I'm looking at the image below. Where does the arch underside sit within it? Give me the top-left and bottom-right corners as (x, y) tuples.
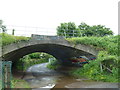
(3, 44), (95, 65)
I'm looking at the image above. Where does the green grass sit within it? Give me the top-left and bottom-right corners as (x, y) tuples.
(67, 35), (119, 82)
(0, 33), (30, 46)
(47, 63), (61, 70)
(11, 78), (30, 88)
(66, 35), (118, 55)
(47, 59), (61, 70)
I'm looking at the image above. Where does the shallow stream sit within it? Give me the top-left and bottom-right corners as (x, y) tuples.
(23, 63), (118, 89)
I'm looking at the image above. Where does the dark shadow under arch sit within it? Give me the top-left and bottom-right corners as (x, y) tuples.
(3, 44), (95, 65)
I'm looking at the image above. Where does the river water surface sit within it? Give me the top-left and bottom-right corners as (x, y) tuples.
(23, 63), (118, 89)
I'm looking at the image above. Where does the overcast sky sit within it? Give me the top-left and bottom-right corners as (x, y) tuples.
(0, 0), (119, 35)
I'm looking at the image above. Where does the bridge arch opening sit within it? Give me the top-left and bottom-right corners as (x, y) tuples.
(13, 52), (59, 71)
(12, 52), (62, 80)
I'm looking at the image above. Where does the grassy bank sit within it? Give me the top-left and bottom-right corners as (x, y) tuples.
(47, 59), (61, 70)
(0, 33), (30, 46)
(67, 35), (119, 82)
(11, 78), (30, 88)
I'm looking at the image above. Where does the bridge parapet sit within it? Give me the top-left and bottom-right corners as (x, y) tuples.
(31, 34), (65, 40)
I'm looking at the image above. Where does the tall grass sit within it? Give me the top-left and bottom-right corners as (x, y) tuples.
(0, 33), (30, 46)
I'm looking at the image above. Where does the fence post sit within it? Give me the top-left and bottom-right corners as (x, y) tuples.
(12, 29), (15, 35)
(64, 29), (66, 38)
(73, 30), (74, 37)
(100, 62), (103, 72)
(0, 61), (12, 89)
(0, 61), (2, 90)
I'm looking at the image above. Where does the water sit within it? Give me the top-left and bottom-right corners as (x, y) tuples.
(24, 63), (64, 88)
(23, 63), (118, 89)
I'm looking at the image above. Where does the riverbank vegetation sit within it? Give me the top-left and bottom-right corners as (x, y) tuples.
(67, 35), (119, 82)
(16, 52), (61, 71)
(47, 59), (61, 70)
(11, 78), (30, 88)
(15, 52), (54, 71)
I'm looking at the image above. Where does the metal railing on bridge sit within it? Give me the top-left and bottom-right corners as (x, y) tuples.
(6, 25), (57, 37)
(2, 25), (82, 38)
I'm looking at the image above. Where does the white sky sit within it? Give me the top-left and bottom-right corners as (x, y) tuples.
(0, 0), (119, 35)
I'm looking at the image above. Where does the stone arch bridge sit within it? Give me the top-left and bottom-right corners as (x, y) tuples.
(0, 34), (99, 64)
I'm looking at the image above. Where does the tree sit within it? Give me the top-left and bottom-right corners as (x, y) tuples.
(0, 20), (7, 33)
(1, 25), (7, 33)
(0, 20), (3, 33)
(0, 20), (3, 27)
(90, 25), (113, 37)
(78, 22), (113, 37)
(78, 22), (92, 36)
(57, 22), (80, 38)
